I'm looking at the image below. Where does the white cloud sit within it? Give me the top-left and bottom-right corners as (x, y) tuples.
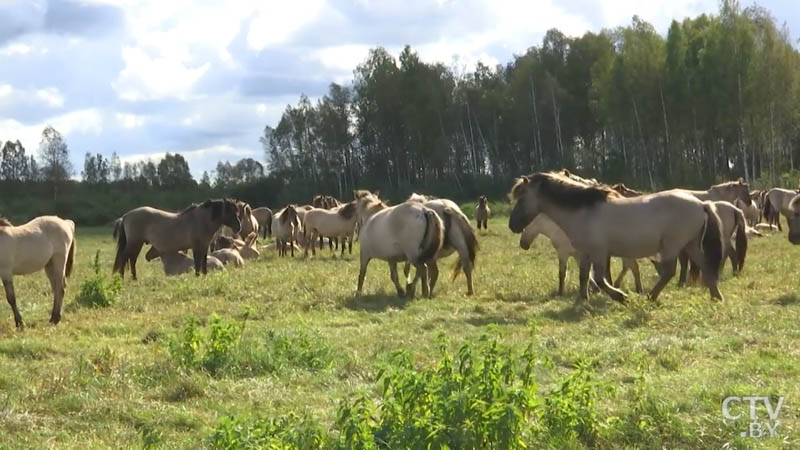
(120, 144), (260, 176)
(0, 84), (12, 98)
(247, 0), (326, 50)
(0, 109), (103, 152)
(0, 43), (32, 56)
(35, 87), (65, 108)
(115, 112), (147, 129)
(113, 46), (210, 101)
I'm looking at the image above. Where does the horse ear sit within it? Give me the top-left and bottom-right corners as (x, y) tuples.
(563, 169), (571, 176)
(738, 177), (744, 184)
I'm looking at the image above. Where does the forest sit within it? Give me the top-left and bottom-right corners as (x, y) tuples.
(2, 1), (799, 225)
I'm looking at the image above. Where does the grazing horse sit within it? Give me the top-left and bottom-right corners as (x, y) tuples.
(508, 172), (725, 303)
(304, 201), (359, 256)
(763, 188), (800, 231)
(679, 200), (748, 284)
(787, 194), (800, 244)
(252, 207), (273, 239)
(520, 214), (642, 295)
(272, 205), (301, 257)
(405, 194), (479, 296)
(475, 196), (490, 230)
(0, 217), (76, 328)
(147, 250), (225, 276)
(113, 199), (240, 279)
(355, 191), (443, 298)
(680, 179), (750, 205)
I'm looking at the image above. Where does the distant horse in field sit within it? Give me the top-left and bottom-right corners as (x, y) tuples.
(272, 205), (301, 257)
(787, 193), (800, 244)
(475, 196), (490, 230)
(763, 188), (800, 231)
(252, 207), (273, 239)
(406, 194), (479, 296)
(304, 201), (359, 256)
(520, 214), (642, 295)
(0, 217), (76, 328)
(113, 199), (240, 279)
(210, 248), (245, 267)
(509, 171), (725, 303)
(355, 191), (443, 298)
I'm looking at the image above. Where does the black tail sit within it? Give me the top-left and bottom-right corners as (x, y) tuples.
(701, 203), (724, 280)
(112, 222), (128, 275)
(733, 207), (748, 273)
(763, 196), (773, 223)
(416, 209), (443, 265)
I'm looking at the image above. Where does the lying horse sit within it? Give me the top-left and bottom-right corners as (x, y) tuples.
(113, 199), (240, 279)
(0, 217), (76, 328)
(148, 250), (225, 276)
(210, 248), (245, 267)
(520, 214), (642, 295)
(475, 195), (490, 230)
(509, 171), (725, 303)
(355, 191), (443, 298)
(405, 194), (479, 296)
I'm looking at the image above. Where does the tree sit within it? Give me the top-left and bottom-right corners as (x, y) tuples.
(200, 171), (211, 189)
(110, 152), (122, 182)
(38, 126), (72, 200)
(1, 140), (29, 181)
(157, 153), (194, 189)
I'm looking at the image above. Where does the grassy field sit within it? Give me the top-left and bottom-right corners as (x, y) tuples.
(1, 214), (799, 448)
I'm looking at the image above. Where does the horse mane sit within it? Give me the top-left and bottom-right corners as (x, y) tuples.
(513, 172), (617, 208)
(790, 194), (800, 210)
(0, 218), (12, 227)
(407, 193), (434, 203)
(280, 206), (296, 225)
(710, 180), (747, 190)
(179, 203), (199, 215)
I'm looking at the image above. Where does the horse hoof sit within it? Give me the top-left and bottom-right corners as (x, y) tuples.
(50, 316), (61, 325)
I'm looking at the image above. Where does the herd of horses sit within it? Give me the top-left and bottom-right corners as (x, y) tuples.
(1, 170), (799, 328)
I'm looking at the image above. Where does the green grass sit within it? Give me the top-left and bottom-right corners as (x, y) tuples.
(0, 217), (799, 448)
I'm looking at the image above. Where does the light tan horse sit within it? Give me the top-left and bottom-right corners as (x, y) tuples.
(0, 217), (76, 328)
(764, 188), (800, 231)
(734, 198), (759, 227)
(113, 199), (240, 279)
(509, 172), (725, 303)
(787, 194), (800, 244)
(611, 183), (643, 198)
(210, 248), (245, 267)
(237, 201), (259, 242)
(272, 205), (301, 257)
(405, 194), (479, 296)
(681, 179), (750, 204)
(475, 195), (490, 230)
(520, 214), (642, 295)
(355, 191), (443, 298)
(149, 251), (225, 276)
(252, 207), (273, 239)
(304, 201), (358, 256)
(679, 200), (748, 284)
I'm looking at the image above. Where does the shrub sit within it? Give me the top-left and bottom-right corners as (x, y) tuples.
(75, 250), (122, 308)
(208, 414), (328, 450)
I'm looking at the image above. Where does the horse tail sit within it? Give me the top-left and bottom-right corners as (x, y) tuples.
(112, 217), (121, 240)
(113, 220), (128, 275)
(763, 193), (773, 222)
(416, 208), (443, 265)
(700, 202), (724, 280)
(446, 208), (479, 281)
(65, 233), (76, 279)
(733, 206), (748, 273)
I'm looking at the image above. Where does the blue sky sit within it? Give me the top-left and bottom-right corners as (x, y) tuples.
(0, 0), (797, 178)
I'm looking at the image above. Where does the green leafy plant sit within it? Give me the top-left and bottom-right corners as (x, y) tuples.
(75, 250), (122, 308)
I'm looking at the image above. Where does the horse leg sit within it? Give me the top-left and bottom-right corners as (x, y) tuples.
(629, 259), (643, 294)
(684, 244), (724, 301)
(557, 255), (568, 296)
(578, 255), (590, 300)
(388, 262), (405, 296)
(44, 260), (65, 324)
(677, 250), (689, 287)
(192, 246), (204, 275)
(649, 259), (677, 301)
(3, 279), (23, 329)
(290, 237), (295, 257)
(592, 257), (627, 304)
(613, 264), (629, 289)
(687, 260), (700, 285)
(341, 236), (346, 257)
(427, 260), (439, 297)
(348, 235), (353, 254)
(356, 257), (370, 296)
(128, 241), (144, 281)
(727, 242), (737, 275)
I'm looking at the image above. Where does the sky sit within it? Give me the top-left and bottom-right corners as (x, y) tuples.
(0, 0), (797, 179)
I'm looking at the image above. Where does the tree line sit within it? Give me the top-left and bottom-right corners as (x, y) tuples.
(264, 1), (800, 198)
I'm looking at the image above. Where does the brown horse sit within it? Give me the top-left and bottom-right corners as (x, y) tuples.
(252, 207), (273, 238)
(1, 217), (76, 328)
(113, 199), (240, 279)
(787, 193), (800, 244)
(475, 195), (490, 230)
(763, 188), (800, 231)
(509, 172), (725, 303)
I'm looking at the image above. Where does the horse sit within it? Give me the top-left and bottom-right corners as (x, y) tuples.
(252, 207), (273, 239)
(520, 214), (642, 295)
(148, 250), (225, 276)
(611, 183), (643, 198)
(763, 188), (800, 231)
(475, 195), (490, 230)
(303, 201), (359, 256)
(355, 191), (443, 298)
(272, 205), (301, 257)
(678, 200), (747, 285)
(113, 199), (240, 279)
(734, 198), (759, 227)
(237, 201), (259, 242)
(508, 171), (725, 303)
(210, 248), (245, 267)
(0, 217), (76, 328)
(405, 194), (479, 296)
(680, 179), (750, 205)
(787, 193), (800, 244)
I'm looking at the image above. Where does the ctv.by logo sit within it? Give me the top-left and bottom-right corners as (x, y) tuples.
(722, 396), (785, 438)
